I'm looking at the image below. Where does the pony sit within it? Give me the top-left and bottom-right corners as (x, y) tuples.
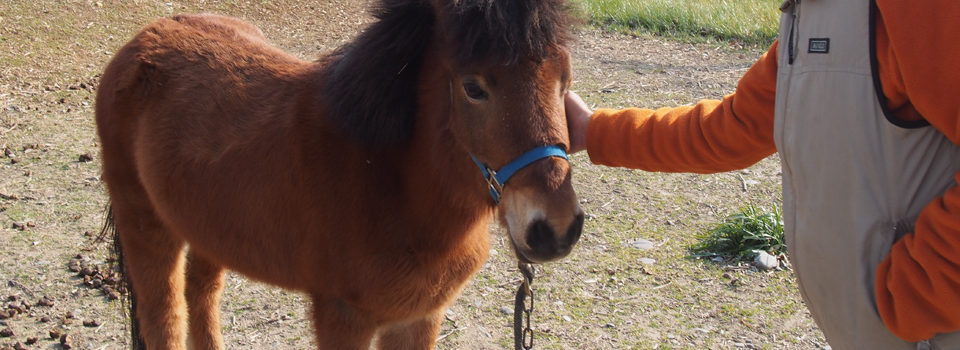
(95, 0), (583, 348)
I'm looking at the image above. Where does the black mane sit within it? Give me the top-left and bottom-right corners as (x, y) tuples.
(321, 0), (575, 148)
(442, 0), (575, 65)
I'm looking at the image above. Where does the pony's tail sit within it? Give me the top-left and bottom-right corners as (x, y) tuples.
(99, 204), (146, 350)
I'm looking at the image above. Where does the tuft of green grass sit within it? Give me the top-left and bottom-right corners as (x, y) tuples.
(686, 204), (785, 260)
(571, 0), (781, 45)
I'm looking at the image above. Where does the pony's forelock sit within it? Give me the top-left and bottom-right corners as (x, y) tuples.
(442, 0), (575, 66)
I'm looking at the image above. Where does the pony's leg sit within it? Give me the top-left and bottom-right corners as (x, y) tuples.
(374, 311), (444, 350)
(311, 296), (378, 350)
(185, 251), (226, 350)
(113, 203), (189, 350)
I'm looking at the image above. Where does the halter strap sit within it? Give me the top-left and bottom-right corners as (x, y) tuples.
(470, 145), (568, 203)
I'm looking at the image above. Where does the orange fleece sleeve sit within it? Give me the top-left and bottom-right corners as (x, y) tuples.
(585, 41), (779, 173)
(873, 0), (960, 341)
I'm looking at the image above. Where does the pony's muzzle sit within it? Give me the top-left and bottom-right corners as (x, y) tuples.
(519, 212), (584, 263)
(499, 157), (583, 264)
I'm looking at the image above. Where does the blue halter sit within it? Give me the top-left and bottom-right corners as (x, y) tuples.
(470, 145), (568, 204)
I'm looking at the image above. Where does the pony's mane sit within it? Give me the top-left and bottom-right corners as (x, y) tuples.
(320, 0), (434, 148)
(442, 0), (575, 66)
(320, 0), (575, 148)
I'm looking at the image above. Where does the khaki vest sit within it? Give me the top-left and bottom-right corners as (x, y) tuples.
(774, 0), (960, 348)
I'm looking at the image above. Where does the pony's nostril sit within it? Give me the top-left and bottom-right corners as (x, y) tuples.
(526, 220), (555, 252)
(525, 215), (583, 261)
(567, 212), (584, 247)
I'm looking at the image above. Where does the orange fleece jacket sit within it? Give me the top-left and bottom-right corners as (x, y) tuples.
(585, 1), (960, 342)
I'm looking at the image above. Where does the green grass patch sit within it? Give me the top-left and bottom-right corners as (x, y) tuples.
(686, 204), (785, 260)
(571, 0), (781, 44)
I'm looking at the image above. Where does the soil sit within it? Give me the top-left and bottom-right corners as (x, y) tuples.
(0, 0), (826, 349)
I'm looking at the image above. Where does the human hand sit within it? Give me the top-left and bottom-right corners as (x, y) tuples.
(564, 90), (592, 154)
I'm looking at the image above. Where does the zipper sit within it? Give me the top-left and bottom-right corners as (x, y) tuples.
(781, 0), (800, 64)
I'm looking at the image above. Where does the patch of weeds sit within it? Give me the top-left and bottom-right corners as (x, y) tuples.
(685, 204), (784, 261)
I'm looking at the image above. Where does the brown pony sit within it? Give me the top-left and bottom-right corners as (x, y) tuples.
(95, 0), (583, 348)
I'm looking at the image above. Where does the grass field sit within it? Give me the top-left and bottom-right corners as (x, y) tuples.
(572, 0), (781, 44)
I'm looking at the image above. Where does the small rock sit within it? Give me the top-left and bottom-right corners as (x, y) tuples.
(11, 222), (25, 231)
(562, 315), (571, 322)
(734, 342), (745, 348)
(499, 306), (514, 315)
(12, 343), (25, 350)
(39, 316), (51, 323)
(0, 327), (12, 337)
(753, 251), (779, 271)
(711, 256), (724, 262)
(49, 328), (61, 339)
(83, 319), (100, 327)
(604, 323), (615, 328)
(37, 296), (54, 307)
(631, 238), (654, 250)
(78, 153), (93, 162)
(0, 310), (10, 320)
(6, 296), (15, 302)
(60, 334), (72, 349)
(639, 258), (656, 265)
(9, 157), (20, 164)
(7, 304), (24, 314)
(78, 267), (95, 277)
(25, 337), (37, 345)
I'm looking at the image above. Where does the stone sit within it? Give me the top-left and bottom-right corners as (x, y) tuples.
(632, 238), (654, 250)
(753, 251), (779, 271)
(639, 258), (656, 265)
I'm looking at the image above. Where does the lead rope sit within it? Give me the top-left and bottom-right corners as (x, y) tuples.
(513, 262), (535, 350)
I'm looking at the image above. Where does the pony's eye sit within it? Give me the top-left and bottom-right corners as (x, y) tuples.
(463, 81), (488, 101)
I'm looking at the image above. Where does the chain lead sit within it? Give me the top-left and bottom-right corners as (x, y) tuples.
(515, 263), (536, 350)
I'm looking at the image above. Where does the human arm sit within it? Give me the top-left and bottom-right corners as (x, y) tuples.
(872, 0), (960, 341)
(564, 41), (780, 173)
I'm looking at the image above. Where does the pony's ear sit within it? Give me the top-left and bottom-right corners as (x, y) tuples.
(321, 0), (436, 148)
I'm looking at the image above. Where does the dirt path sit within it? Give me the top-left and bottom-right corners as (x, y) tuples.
(0, 1), (825, 349)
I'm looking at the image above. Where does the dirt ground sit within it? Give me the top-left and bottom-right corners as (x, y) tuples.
(0, 0), (827, 349)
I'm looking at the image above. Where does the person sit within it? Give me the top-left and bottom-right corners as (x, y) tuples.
(563, 0), (960, 349)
